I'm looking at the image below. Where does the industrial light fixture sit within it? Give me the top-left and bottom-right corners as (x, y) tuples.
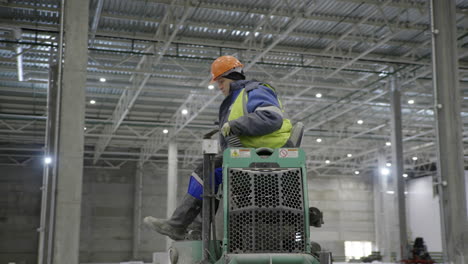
(357, 120), (363, 125)
(84, 127), (87, 130)
(315, 93), (322, 98)
(90, 100), (96, 104)
(99, 77), (106, 82)
(412, 156), (418, 161)
(163, 129), (169, 134)
(347, 153), (352, 158)
(386, 190), (395, 194)
(354, 170), (360, 175)
(386, 162), (391, 167)
(385, 141), (391, 146)
(408, 99), (414, 104)
(44, 157), (52, 164)
(17, 45), (24, 81)
(181, 109), (188, 115)
(208, 84), (215, 90)
(379, 71), (388, 77)
(403, 173), (408, 178)
(316, 138), (322, 143)
(380, 168), (390, 176)
(325, 160), (330, 164)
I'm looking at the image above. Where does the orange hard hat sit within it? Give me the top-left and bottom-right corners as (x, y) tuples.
(210, 55), (244, 82)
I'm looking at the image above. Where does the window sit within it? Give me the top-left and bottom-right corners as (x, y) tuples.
(345, 241), (372, 261)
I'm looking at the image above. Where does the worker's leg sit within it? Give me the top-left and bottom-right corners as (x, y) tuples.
(144, 155), (223, 240)
(186, 165), (223, 240)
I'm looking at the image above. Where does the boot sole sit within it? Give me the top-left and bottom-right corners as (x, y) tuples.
(147, 222), (185, 241)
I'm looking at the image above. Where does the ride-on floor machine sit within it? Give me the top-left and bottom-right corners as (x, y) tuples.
(167, 130), (331, 264)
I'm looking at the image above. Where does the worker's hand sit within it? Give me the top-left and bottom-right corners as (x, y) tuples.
(221, 122), (232, 137)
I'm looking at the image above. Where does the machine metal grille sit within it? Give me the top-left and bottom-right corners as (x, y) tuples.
(228, 168), (305, 253)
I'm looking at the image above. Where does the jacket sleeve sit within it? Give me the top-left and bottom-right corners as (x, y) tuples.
(229, 85), (284, 136)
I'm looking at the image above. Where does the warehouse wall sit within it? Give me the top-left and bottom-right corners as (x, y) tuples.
(139, 164), (192, 260)
(406, 176), (443, 252)
(308, 174), (375, 259)
(79, 162), (192, 263)
(79, 162), (137, 263)
(1, 159), (376, 263)
(0, 161), (42, 264)
(0, 158), (192, 264)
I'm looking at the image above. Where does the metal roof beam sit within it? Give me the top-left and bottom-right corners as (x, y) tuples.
(142, 0), (433, 31)
(244, 4), (315, 71)
(92, 3), (193, 163)
(0, 19), (431, 66)
(139, 91), (220, 163)
(89, 0), (104, 45)
(0, 1), (439, 32)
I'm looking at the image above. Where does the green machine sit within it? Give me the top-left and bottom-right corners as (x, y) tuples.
(168, 144), (330, 264)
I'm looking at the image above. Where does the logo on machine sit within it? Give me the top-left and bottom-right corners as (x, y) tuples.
(231, 149), (251, 158)
(279, 148), (299, 158)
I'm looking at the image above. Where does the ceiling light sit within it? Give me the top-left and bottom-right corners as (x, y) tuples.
(412, 156), (418, 161)
(386, 190), (395, 194)
(357, 120), (363, 125)
(254, 32), (259, 37)
(403, 173), (408, 178)
(381, 168), (390, 176)
(408, 99), (414, 104)
(163, 129), (169, 134)
(44, 157), (52, 164)
(315, 93), (322, 98)
(379, 71), (388, 77)
(386, 162), (391, 167)
(181, 109), (188, 115)
(99, 77), (106, 82)
(325, 160), (330, 164)
(84, 127), (87, 130)
(386, 141), (391, 146)
(208, 84), (214, 90)
(90, 100), (96, 104)
(347, 153), (352, 158)
(354, 170), (360, 175)
(316, 138), (322, 143)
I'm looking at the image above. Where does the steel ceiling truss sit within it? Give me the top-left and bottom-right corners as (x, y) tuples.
(1, 0), (468, 176)
(93, 1), (193, 163)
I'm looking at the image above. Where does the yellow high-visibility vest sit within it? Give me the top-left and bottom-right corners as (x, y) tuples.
(228, 84), (292, 148)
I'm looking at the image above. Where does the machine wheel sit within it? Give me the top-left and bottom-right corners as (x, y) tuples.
(319, 251), (332, 264)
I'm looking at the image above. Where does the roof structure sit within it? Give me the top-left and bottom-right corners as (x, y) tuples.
(1, 0), (467, 178)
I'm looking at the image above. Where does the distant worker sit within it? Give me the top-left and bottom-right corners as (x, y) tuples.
(144, 55), (292, 240)
(411, 237), (432, 261)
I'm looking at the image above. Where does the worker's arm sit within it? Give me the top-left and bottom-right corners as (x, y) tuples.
(229, 85), (283, 136)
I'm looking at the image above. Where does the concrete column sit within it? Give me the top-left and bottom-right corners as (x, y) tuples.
(376, 150), (391, 261)
(430, 1), (468, 263)
(37, 64), (59, 264)
(389, 71), (408, 260)
(166, 142), (178, 249)
(50, 0), (89, 263)
(132, 161), (144, 259)
(373, 150), (383, 252)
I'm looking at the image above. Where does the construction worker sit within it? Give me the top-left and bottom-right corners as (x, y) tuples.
(144, 55), (292, 240)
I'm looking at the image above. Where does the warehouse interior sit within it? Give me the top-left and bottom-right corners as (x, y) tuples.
(0, 0), (468, 263)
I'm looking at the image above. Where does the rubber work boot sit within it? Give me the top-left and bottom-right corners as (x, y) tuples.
(185, 198), (220, 240)
(185, 215), (202, 240)
(144, 194), (202, 241)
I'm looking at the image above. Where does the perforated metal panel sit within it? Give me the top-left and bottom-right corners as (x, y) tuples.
(228, 168), (305, 254)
